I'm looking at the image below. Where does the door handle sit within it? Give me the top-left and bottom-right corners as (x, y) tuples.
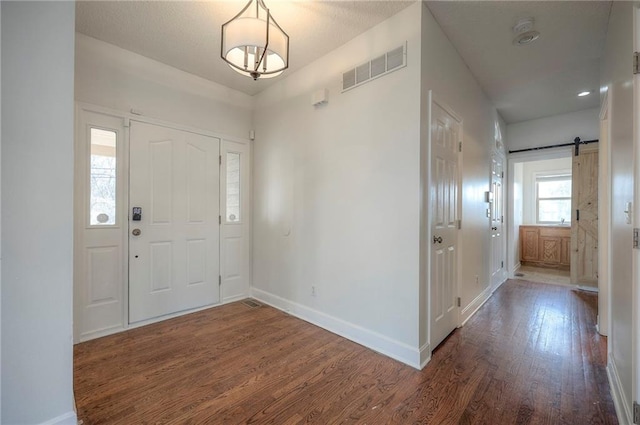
(433, 236), (443, 244)
(132, 228), (141, 236)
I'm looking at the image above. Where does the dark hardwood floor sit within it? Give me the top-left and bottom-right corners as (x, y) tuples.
(74, 280), (618, 424)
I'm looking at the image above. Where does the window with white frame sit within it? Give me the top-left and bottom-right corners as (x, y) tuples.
(536, 174), (572, 224)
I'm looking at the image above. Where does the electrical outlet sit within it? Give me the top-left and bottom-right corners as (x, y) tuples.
(311, 286), (316, 297)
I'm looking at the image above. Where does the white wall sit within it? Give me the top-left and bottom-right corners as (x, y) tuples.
(252, 2), (504, 367)
(521, 157), (572, 224)
(1, 2), (77, 424)
(0, 3), (3, 419)
(420, 2), (504, 343)
(600, 2), (634, 422)
(507, 108), (600, 152)
(253, 4), (423, 366)
(75, 34), (253, 139)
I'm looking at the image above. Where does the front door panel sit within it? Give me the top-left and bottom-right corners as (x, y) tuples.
(129, 122), (220, 323)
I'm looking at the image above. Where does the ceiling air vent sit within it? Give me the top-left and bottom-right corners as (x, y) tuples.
(342, 43), (407, 93)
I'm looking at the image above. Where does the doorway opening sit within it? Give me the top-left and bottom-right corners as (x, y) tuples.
(508, 144), (600, 292)
(511, 154), (572, 286)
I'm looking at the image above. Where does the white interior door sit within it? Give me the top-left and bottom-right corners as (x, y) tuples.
(490, 154), (505, 288)
(430, 99), (461, 350)
(129, 122), (220, 323)
(220, 140), (251, 302)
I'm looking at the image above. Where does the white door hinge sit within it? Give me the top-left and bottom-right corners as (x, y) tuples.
(635, 52), (640, 75)
(219, 275), (222, 286)
(456, 297), (461, 307)
(458, 141), (462, 152)
(633, 228), (639, 249)
(633, 401), (640, 424)
(457, 219), (462, 230)
(219, 155), (222, 165)
(219, 215), (222, 225)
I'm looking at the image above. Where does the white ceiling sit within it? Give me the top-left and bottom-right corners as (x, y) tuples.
(75, 0), (415, 97)
(76, 1), (613, 124)
(426, 1), (612, 123)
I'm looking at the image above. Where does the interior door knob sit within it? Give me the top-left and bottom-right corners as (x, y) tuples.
(132, 228), (141, 236)
(433, 236), (443, 244)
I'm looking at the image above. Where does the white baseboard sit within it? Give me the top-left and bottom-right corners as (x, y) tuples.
(460, 285), (493, 327)
(512, 262), (522, 274)
(577, 285), (599, 293)
(492, 275), (508, 293)
(607, 359), (631, 425)
(39, 411), (77, 425)
(419, 342), (431, 369)
(251, 287), (422, 369)
(78, 323), (127, 343)
(223, 294), (249, 304)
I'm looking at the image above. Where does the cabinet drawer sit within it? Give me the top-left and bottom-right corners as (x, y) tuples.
(539, 226), (570, 238)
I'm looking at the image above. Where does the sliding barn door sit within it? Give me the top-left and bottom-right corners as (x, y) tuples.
(571, 147), (598, 287)
(129, 122), (221, 323)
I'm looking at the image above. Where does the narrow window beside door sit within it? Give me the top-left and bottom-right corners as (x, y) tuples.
(89, 128), (117, 226)
(226, 152), (241, 222)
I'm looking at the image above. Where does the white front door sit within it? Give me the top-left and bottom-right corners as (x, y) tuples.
(430, 99), (461, 350)
(129, 122), (221, 323)
(490, 154), (505, 288)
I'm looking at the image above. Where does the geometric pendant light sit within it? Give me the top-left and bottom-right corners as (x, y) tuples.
(221, 0), (289, 80)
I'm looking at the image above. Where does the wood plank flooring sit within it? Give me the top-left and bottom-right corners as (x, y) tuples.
(74, 280), (618, 424)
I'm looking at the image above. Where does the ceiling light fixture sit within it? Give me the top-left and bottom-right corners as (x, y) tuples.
(221, 0), (289, 81)
(512, 18), (540, 46)
(578, 91), (591, 97)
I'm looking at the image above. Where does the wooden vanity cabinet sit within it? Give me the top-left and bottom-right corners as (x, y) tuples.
(520, 225), (570, 269)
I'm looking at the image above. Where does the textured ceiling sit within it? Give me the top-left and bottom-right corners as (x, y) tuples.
(77, 1), (613, 123)
(76, 0), (415, 96)
(426, 1), (612, 123)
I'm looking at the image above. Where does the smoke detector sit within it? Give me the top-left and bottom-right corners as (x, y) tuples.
(512, 18), (540, 46)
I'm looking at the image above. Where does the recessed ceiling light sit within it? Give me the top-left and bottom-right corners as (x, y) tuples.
(513, 31), (540, 46)
(512, 18), (540, 46)
(578, 91), (591, 97)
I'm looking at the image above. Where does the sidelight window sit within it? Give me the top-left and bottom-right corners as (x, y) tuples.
(226, 152), (241, 222)
(89, 128), (117, 226)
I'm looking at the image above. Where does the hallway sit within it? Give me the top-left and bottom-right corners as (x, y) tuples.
(514, 265), (571, 286)
(74, 279), (617, 424)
